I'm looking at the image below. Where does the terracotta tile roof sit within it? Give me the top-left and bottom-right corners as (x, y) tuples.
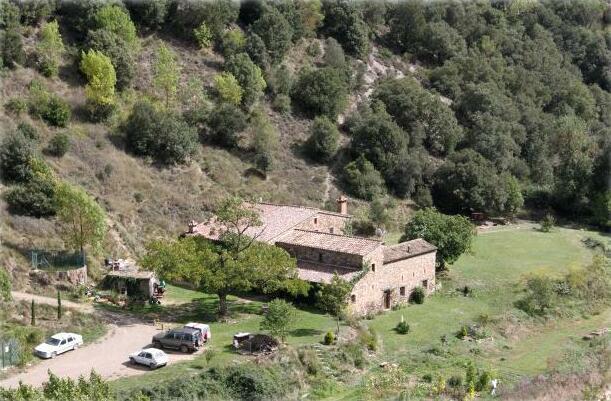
(276, 229), (382, 256)
(106, 270), (155, 280)
(383, 239), (437, 264)
(189, 203), (352, 244)
(296, 260), (361, 284)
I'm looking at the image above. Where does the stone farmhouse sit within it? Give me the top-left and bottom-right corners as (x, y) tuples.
(187, 197), (437, 315)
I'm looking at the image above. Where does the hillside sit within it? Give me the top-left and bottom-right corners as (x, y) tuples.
(0, 0), (608, 294)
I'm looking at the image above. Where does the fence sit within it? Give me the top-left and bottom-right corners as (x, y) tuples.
(31, 250), (86, 271)
(0, 338), (20, 370)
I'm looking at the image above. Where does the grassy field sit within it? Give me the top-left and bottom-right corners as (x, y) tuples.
(111, 224), (609, 396)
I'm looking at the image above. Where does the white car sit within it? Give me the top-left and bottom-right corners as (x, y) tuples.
(35, 333), (83, 359)
(184, 323), (211, 345)
(129, 348), (168, 369)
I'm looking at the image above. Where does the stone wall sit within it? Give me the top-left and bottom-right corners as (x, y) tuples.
(295, 212), (350, 235)
(277, 243), (364, 269)
(32, 265), (88, 286)
(349, 250), (436, 316)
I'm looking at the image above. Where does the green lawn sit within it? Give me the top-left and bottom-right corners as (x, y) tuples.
(112, 224), (610, 395)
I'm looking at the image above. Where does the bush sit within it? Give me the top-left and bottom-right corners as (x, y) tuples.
(124, 101), (197, 165)
(225, 52), (266, 108)
(194, 22), (213, 49)
(86, 28), (136, 91)
(5, 175), (57, 217)
(272, 94), (291, 114)
(446, 375), (463, 388)
(323, 331), (335, 345)
(395, 320), (410, 335)
(358, 326), (378, 351)
(307, 116), (339, 162)
(540, 213), (555, 232)
(17, 122), (39, 141)
(214, 72), (243, 105)
(292, 67), (348, 118)
(343, 156), (385, 200)
(0, 131), (35, 183)
(5, 97), (28, 115)
(207, 103), (247, 148)
(409, 287), (425, 304)
(298, 349), (322, 375)
(338, 342), (365, 368)
(2, 28), (25, 68)
(41, 96), (71, 127)
(46, 133), (71, 157)
(222, 364), (283, 401)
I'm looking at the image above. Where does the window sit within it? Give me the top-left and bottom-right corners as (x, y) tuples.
(318, 253), (323, 262)
(60, 340), (66, 345)
(351, 294), (356, 303)
(422, 280), (428, 289)
(329, 227), (334, 233)
(371, 263), (376, 272)
(400, 286), (405, 296)
(314, 217), (318, 224)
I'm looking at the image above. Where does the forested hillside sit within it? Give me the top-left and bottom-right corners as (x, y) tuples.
(0, 0), (609, 276)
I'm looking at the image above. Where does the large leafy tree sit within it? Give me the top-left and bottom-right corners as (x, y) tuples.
(87, 28), (136, 91)
(55, 182), (107, 255)
(320, 0), (370, 59)
(306, 116), (340, 162)
(92, 4), (138, 49)
(142, 197), (307, 316)
(401, 208), (475, 270)
(252, 7), (293, 64)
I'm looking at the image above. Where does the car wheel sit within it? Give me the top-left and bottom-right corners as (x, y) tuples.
(149, 362), (156, 369)
(180, 345), (188, 353)
(153, 341), (162, 349)
(51, 352), (57, 359)
(73, 344), (79, 351)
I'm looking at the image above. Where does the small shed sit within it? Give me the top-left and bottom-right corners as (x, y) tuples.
(102, 270), (158, 298)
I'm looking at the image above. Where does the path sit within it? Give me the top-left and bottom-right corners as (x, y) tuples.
(1, 293), (203, 389)
(11, 291), (93, 313)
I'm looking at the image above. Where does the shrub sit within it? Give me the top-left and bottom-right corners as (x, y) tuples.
(409, 287), (425, 304)
(343, 156), (385, 200)
(446, 375), (463, 388)
(252, 7), (292, 63)
(358, 326), (377, 351)
(207, 103), (247, 148)
(2, 28), (25, 68)
(46, 133), (71, 157)
(219, 28), (245, 58)
(194, 22), (213, 49)
(225, 52), (266, 108)
(457, 325), (468, 339)
(292, 67), (348, 118)
(338, 342), (365, 368)
(5, 97), (28, 115)
(476, 370), (492, 392)
(260, 299), (296, 342)
(17, 122), (39, 141)
(0, 131), (35, 183)
(86, 28), (136, 91)
(515, 274), (557, 316)
(42, 97), (71, 127)
(540, 213), (555, 232)
(323, 331), (335, 345)
(222, 364), (283, 401)
(5, 175), (57, 217)
(0, 268), (12, 302)
(298, 349), (322, 375)
(214, 72), (243, 105)
(124, 101), (197, 165)
(307, 116), (340, 162)
(395, 320), (410, 335)
(272, 94), (291, 114)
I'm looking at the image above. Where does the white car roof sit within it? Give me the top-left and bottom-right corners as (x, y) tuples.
(142, 348), (165, 355)
(185, 323), (210, 330)
(51, 333), (77, 340)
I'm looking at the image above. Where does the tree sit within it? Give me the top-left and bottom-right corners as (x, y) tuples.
(401, 208), (475, 270)
(292, 67), (348, 118)
(125, 0), (169, 30)
(93, 5), (138, 49)
(317, 274), (352, 334)
(0, 130), (35, 183)
(31, 300), (35, 326)
(141, 197), (306, 316)
(320, 0), (370, 58)
(343, 156), (385, 201)
(260, 298), (297, 343)
(194, 22), (213, 49)
(0, 268), (11, 302)
(87, 28), (136, 91)
(170, 0), (239, 42)
(153, 44), (180, 108)
(57, 290), (62, 320)
(252, 7), (293, 64)
(244, 32), (268, 68)
(307, 116), (340, 162)
(251, 109), (278, 172)
(123, 101), (197, 165)
(219, 27), (246, 58)
(2, 27), (25, 68)
(6, 174), (58, 217)
(225, 53), (266, 108)
(214, 72), (243, 106)
(55, 182), (107, 255)
(36, 20), (64, 77)
(46, 133), (71, 157)
(207, 103), (247, 148)
(80, 49), (117, 119)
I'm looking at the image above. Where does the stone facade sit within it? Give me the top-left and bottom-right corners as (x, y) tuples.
(295, 211), (350, 235)
(350, 251), (436, 316)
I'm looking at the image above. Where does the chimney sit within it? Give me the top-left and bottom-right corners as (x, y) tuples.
(336, 195), (348, 215)
(188, 220), (197, 234)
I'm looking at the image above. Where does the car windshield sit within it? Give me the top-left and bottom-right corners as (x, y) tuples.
(46, 338), (61, 346)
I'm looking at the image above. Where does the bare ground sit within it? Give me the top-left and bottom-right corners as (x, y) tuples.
(0, 293), (203, 389)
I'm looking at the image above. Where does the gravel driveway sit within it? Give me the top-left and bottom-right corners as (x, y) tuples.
(1, 294), (203, 389)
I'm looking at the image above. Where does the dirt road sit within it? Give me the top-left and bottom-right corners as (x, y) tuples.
(1, 294), (203, 389)
(11, 291), (93, 312)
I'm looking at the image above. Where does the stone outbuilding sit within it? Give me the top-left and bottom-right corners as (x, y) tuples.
(188, 198), (437, 315)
